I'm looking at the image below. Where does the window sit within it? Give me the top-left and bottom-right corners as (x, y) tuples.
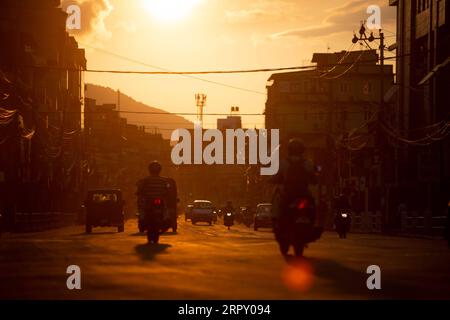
(194, 201), (213, 209)
(257, 205), (272, 215)
(92, 193), (118, 202)
(363, 82), (372, 95)
(417, 0), (430, 14)
(340, 82), (349, 93)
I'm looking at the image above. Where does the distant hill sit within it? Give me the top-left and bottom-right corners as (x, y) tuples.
(85, 84), (193, 139)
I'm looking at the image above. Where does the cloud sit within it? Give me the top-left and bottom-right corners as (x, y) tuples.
(61, 0), (113, 41)
(225, 9), (266, 23)
(272, 0), (395, 39)
(225, 0), (303, 24)
(117, 21), (137, 33)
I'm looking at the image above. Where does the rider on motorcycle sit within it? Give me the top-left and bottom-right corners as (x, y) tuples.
(334, 194), (352, 238)
(270, 138), (318, 255)
(223, 201), (235, 215)
(271, 138), (317, 213)
(136, 161), (176, 231)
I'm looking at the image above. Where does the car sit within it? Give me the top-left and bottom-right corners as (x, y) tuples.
(185, 204), (194, 221)
(254, 203), (273, 231)
(84, 189), (125, 234)
(191, 200), (215, 225)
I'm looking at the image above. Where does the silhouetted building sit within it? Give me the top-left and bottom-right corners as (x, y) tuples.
(83, 98), (173, 216)
(0, 0), (86, 228)
(389, 0), (450, 235)
(217, 115), (242, 130)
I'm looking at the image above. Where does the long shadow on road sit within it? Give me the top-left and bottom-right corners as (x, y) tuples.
(307, 257), (419, 299)
(135, 243), (171, 261)
(307, 257), (368, 296)
(130, 232), (178, 237)
(72, 231), (118, 236)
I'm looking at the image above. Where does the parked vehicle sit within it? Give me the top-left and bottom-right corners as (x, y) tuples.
(254, 203), (272, 231)
(185, 204), (194, 221)
(242, 207), (254, 227)
(137, 212), (145, 233)
(84, 189), (125, 234)
(191, 200), (215, 225)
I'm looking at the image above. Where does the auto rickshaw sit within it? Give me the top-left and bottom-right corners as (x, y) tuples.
(84, 189), (125, 234)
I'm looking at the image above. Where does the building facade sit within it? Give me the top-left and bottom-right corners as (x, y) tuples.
(265, 49), (394, 229)
(389, 0), (450, 236)
(0, 0), (86, 228)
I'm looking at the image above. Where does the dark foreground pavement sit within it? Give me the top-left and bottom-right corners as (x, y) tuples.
(1, 219), (449, 299)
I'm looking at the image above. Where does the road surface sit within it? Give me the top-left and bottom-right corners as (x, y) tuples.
(1, 219), (449, 299)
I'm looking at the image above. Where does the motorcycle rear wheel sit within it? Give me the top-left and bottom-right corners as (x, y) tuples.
(147, 230), (159, 243)
(294, 244), (304, 257)
(278, 241), (289, 256)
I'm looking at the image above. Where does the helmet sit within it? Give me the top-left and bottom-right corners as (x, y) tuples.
(148, 161), (162, 175)
(288, 138), (305, 157)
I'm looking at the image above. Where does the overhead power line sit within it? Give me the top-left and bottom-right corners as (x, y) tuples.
(39, 110), (377, 116)
(82, 43), (266, 95)
(23, 52), (411, 76)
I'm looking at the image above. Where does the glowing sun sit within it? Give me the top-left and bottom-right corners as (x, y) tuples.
(143, 0), (203, 23)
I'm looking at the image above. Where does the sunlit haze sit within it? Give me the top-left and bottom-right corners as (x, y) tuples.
(77, 0), (396, 128)
(142, 0), (204, 23)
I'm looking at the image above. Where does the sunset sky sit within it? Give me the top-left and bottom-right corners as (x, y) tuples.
(65, 0), (397, 129)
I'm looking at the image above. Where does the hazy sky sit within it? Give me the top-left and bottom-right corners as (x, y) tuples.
(65, 0), (397, 129)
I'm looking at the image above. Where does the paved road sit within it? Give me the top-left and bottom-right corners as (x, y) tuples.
(1, 219), (449, 299)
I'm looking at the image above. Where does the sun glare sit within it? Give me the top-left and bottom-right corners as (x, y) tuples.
(143, 0), (203, 23)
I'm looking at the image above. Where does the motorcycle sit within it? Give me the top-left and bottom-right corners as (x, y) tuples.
(243, 212), (253, 228)
(234, 210), (244, 225)
(335, 211), (351, 239)
(224, 211), (234, 230)
(274, 195), (322, 257)
(141, 197), (170, 243)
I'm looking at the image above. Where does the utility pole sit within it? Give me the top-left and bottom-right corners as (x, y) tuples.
(195, 94), (207, 126)
(117, 89), (121, 112)
(352, 23), (387, 230)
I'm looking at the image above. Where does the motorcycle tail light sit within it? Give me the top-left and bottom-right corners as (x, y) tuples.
(153, 198), (162, 205)
(297, 198), (309, 210)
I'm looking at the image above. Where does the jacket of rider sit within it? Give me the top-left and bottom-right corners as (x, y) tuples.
(270, 156), (317, 219)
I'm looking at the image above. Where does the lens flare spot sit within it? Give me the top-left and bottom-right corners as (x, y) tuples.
(281, 259), (315, 292)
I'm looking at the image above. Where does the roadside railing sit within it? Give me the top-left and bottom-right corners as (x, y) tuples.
(14, 212), (76, 232)
(351, 211), (382, 233)
(401, 211), (446, 237)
